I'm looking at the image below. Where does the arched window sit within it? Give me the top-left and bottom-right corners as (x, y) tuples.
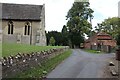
(8, 21), (14, 34)
(24, 22), (31, 35)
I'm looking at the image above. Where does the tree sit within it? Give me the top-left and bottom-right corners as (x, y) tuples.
(46, 31), (63, 46)
(95, 17), (120, 39)
(66, 2), (94, 48)
(61, 25), (69, 46)
(94, 17), (120, 46)
(116, 32), (120, 46)
(49, 37), (55, 46)
(62, 25), (68, 34)
(94, 23), (103, 32)
(87, 30), (96, 37)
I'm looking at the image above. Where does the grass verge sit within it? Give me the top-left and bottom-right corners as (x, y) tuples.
(84, 49), (104, 54)
(14, 49), (72, 78)
(2, 43), (63, 57)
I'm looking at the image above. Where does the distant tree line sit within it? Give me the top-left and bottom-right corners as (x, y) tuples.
(46, 31), (63, 46)
(46, 26), (69, 46)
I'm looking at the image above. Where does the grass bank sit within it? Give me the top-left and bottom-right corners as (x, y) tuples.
(14, 49), (72, 78)
(2, 43), (63, 57)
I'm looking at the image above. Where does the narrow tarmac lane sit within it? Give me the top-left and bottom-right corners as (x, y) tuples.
(47, 49), (114, 78)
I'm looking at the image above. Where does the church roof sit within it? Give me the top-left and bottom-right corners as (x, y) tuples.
(1, 3), (43, 21)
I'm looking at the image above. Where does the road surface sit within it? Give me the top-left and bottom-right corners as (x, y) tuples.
(47, 49), (114, 78)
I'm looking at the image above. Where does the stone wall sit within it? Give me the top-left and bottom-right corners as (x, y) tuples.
(3, 34), (17, 43)
(1, 47), (69, 78)
(3, 34), (31, 44)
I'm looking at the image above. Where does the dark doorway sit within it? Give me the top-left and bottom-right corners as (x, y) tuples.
(108, 46), (111, 53)
(97, 43), (101, 51)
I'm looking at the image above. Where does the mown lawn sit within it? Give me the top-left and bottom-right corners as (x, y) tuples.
(0, 43), (2, 57)
(84, 49), (104, 54)
(2, 43), (63, 57)
(14, 49), (72, 78)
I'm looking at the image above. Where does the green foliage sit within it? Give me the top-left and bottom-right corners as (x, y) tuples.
(46, 2), (94, 48)
(94, 17), (120, 45)
(66, 2), (94, 48)
(2, 43), (63, 57)
(46, 31), (63, 46)
(14, 50), (72, 78)
(61, 25), (69, 46)
(116, 32), (120, 46)
(49, 37), (55, 46)
(87, 30), (96, 37)
(0, 43), (2, 57)
(62, 25), (68, 34)
(95, 17), (120, 39)
(84, 49), (104, 54)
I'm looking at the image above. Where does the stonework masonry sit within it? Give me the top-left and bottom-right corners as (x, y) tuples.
(1, 47), (69, 78)
(2, 3), (46, 46)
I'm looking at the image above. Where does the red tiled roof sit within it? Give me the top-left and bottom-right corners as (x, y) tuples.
(85, 32), (116, 43)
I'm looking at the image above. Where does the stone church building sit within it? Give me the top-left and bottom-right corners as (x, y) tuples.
(1, 3), (46, 46)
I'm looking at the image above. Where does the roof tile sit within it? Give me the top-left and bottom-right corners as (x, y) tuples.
(1, 3), (43, 20)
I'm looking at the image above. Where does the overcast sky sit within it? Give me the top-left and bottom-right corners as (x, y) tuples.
(0, 0), (119, 32)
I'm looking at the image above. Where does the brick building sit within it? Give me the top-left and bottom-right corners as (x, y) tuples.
(84, 32), (116, 53)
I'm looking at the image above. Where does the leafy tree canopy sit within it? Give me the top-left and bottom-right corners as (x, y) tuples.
(66, 2), (94, 48)
(95, 17), (120, 39)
